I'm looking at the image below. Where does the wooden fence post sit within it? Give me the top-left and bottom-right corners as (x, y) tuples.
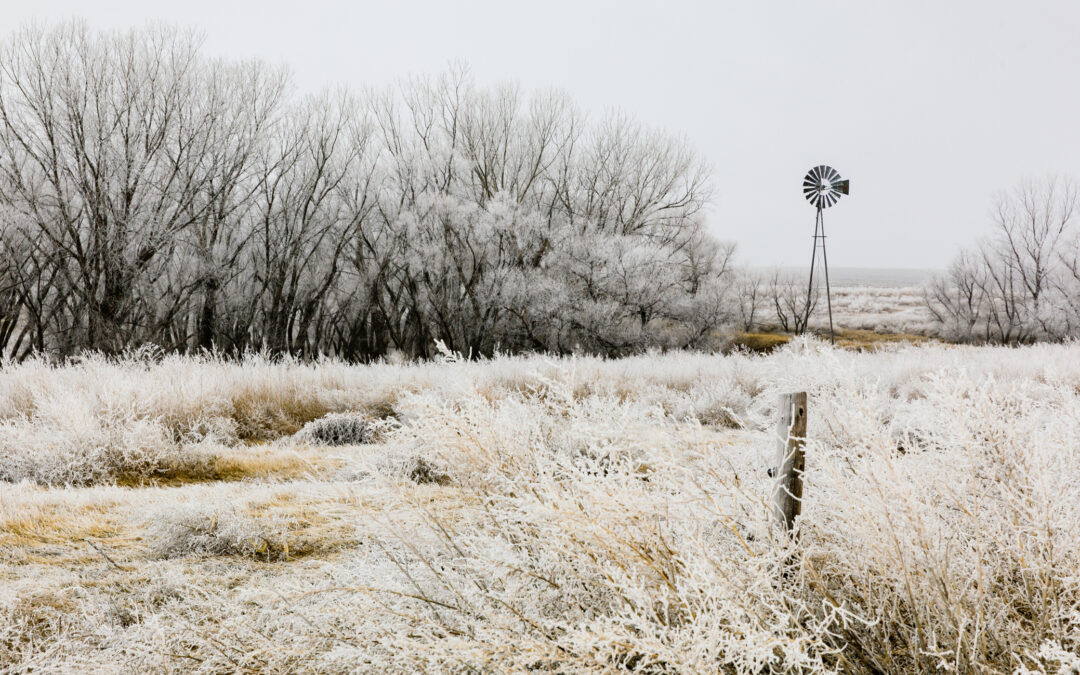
(772, 391), (807, 532)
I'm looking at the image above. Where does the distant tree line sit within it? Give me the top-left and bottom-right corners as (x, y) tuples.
(925, 176), (1080, 343)
(0, 22), (737, 361)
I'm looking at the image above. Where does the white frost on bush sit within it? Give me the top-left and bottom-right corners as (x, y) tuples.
(293, 412), (380, 446)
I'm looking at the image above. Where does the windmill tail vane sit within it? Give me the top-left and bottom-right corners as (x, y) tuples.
(801, 165), (849, 344)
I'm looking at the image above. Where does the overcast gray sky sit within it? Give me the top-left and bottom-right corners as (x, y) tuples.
(3, 0), (1078, 269)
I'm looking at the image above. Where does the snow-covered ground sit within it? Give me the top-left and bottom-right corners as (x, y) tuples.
(2, 343), (1078, 672)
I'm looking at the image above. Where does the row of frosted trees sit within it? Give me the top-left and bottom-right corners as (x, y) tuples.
(0, 23), (735, 361)
(925, 177), (1080, 343)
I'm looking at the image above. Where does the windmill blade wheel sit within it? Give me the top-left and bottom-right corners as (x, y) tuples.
(802, 165), (848, 209)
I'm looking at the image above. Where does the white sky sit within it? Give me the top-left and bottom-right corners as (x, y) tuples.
(3, 0), (1079, 269)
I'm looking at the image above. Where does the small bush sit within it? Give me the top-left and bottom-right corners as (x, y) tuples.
(294, 413), (378, 446)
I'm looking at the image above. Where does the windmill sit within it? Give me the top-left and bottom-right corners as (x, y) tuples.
(801, 165), (849, 344)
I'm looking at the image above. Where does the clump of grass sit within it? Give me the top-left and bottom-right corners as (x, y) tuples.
(694, 403), (745, 428)
(0, 588), (78, 661)
(227, 386), (334, 441)
(148, 502), (316, 562)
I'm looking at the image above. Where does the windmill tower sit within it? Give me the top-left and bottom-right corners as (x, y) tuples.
(801, 165), (849, 344)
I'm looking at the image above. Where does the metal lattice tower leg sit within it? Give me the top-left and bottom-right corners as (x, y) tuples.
(801, 207), (835, 345)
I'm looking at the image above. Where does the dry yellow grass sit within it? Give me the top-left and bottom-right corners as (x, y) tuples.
(0, 498), (137, 567)
(1, 502), (121, 545)
(830, 328), (938, 349)
(731, 332), (792, 352)
(733, 329), (937, 353)
(238, 491), (363, 561)
(132, 445), (339, 487)
(0, 481), (372, 571)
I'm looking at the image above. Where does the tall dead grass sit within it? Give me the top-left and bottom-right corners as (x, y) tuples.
(2, 341), (1080, 671)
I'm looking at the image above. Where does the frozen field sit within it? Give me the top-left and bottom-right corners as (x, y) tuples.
(2, 342), (1079, 672)
(793, 268), (937, 335)
(822, 286), (931, 334)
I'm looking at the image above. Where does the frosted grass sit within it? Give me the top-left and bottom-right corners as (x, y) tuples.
(2, 339), (1079, 671)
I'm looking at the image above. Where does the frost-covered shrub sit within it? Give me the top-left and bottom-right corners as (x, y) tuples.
(294, 413), (378, 446)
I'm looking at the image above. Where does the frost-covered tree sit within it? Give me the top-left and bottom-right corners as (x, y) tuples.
(768, 269), (818, 334)
(0, 22), (734, 360)
(732, 269), (765, 331)
(926, 176), (1080, 343)
(0, 23), (215, 352)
